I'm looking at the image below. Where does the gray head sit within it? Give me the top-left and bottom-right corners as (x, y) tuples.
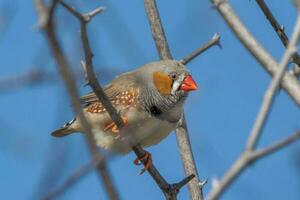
(134, 60), (198, 116)
(135, 60), (197, 96)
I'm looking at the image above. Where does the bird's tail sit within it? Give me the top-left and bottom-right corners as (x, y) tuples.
(51, 127), (74, 137)
(51, 118), (76, 137)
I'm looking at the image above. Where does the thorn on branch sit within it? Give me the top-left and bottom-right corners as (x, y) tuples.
(83, 7), (105, 22)
(171, 174), (195, 192)
(212, 33), (222, 48)
(198, 179), (208, 189)
(160, 174), (195, 199)
(59, 0), (104, 23)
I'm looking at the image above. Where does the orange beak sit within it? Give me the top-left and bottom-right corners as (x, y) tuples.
(180, 75), (198, 92)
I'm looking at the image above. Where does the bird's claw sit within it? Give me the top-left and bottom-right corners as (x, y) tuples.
(133, 151), (152, 175)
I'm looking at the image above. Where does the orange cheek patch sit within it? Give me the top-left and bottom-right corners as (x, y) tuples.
(153, 72), (172, 96)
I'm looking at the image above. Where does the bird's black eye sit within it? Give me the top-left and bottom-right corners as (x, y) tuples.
(170, 72), (177, 80)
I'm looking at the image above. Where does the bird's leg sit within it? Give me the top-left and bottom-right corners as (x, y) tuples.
(133, 150), (153, 175)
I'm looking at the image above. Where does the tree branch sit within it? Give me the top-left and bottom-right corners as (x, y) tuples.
(252, 131), (300, 160)
(144, 1), (204, 199)
(0, 67), (120, 92)
(175, 116), (206, 199)
(211, 0), (300, 107)
(180, 33), (221, 65)
(59, 1), (124, 129)
(246, 13), (300, 150)
(206, 8), (300, 199)
(207, 131), (300, 200)
(255, 0), (300, 76)
(59, 1), (194, 199)
(33, 1), (119, 200)
(144, 0), (172, 59)
(44, 157), (104, 200)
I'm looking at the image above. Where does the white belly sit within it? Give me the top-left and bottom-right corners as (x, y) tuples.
(93, 116), (177, 154)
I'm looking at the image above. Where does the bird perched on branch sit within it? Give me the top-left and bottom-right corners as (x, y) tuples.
(51, 60), (198, 174)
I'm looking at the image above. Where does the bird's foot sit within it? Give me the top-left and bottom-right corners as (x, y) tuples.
(134, 151), (152, 175)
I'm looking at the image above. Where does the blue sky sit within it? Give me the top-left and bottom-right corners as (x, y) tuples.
(0, 0), (300, 200)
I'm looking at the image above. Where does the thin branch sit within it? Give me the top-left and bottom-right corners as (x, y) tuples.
(207, 129), (300, 200)
(44, 157), (104, 200)
(59, 1), (194, 199)
(175, 116), (205, 200)
(144, 0), (172, 59)
(246, 14), (300, 150)
(59, 1), (123, 128)
(34, 0), (49, 28)
(33, 1), (119, 200)
(0, 68), (51, 91)
(34, 0), (99, 156)
(206, 10), (300, 200)
(255, 0), (300, 76)
(144, 0), (204, 200)
(211, 0), (300, 107)
(207, 131), (300, 200)
(252, 131), (300, 160)
(207, 151), (250, 200)
(180, 33), (221, 65)
(0, 67), (120, 92)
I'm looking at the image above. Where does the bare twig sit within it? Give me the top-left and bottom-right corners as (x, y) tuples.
(59, 1), (194, 199)
(206, 11), (300, 200)
(180, 33), (221, 65)
(0, 68), (51, 91)
(133, 147), (196, 200)
(33, 1), (119, 200)
(0, 67), (119, 92)
(207, 132), (300, 200)
(44, 157), (104, 200)
(59, 1), (124, 129)
(252, 131), (300, 159)
(255, 0), (300, 76)
(34, 0), (49, 28)
(255, 1), (300, 56)
(144, 0), (204, 199)
(211, 0), (300, 107)
(144, 0), (171, 60)
(175, 116), (205, 200)
(246, 14), (300, 150)
(34, 0), (99, 153)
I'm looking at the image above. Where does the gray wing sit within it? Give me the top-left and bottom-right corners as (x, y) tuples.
(80, 72), (136, 105)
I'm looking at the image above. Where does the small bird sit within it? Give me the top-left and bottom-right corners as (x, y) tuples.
(51, 60), (198, 173)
